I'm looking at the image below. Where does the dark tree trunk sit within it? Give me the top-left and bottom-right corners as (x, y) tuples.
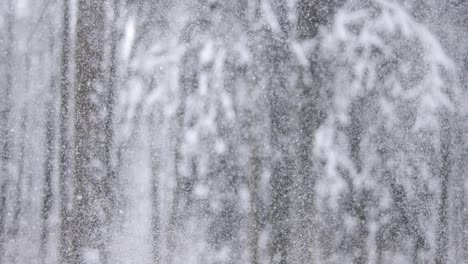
(349, 100), (368, 264)
(267, 11), (294, 262)
(149, 109), (161, 264)
(41, 85), (55, 263)
(435, 114), (452, 264)
(294, 1), (321, 262)
(167, 49), (194, 264)
(0, 1), (14, 261)
(248, 143), (261, 264)
(98, 0), (121, 262)
(247, 33), (264, 264)
(73, 0), (107, 263)
(58, 0), (74, 262)
(39, 32), (58, 262)
(12, 53), (32, 263)
(464, 113), (468, 264)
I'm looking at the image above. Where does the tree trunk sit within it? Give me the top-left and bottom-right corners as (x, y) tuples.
(349, 100), (368, 264)
(435, 114), (452, 264)
(41, 40), (56, 263)
(0, 1), (14, 261)
(58, 0), (73, 262)
(167, 51), (192, 264)
(73, 0), (106, 262)
(248, 142), (261, 264)
(12, 53), (32, 264)
(41, 89), (55, 263)
(149, 109), (161, 264)
(463, 113), (468, 264)
(98, 0), (120, 261)
(294, 1), (321, 262)
(267, 26), (294, 264)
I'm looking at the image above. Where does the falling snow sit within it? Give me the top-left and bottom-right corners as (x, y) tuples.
(0, 0), (467, 264)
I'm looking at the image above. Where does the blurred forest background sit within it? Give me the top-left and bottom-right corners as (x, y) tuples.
(0, 0), (467, 263)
